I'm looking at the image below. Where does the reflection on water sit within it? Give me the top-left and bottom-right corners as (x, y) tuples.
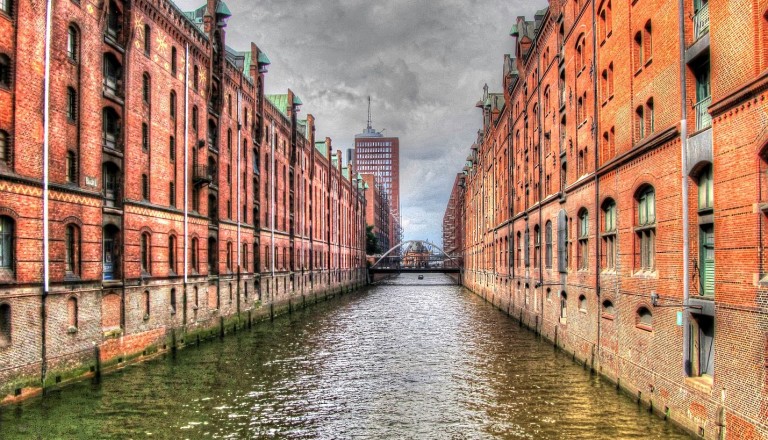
(0, 274), (689, 439)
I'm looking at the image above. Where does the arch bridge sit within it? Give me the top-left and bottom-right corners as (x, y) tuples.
(369, 240), (462, 277)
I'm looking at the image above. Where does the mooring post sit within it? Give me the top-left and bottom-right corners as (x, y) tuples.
(219, 317), (225, 338)
(93, 345), (101, 380)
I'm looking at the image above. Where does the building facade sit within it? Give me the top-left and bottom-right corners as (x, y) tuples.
(361, 173), (391, 253)
(354, 123), (401, 248)
(0, 0), (366, 401)
(442, 173), (465, 268)
(452, 1), (768, 438)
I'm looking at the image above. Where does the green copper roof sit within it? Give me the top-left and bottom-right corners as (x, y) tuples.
(216, 2), (232, 17)
(342, 166), (350, 179)
(266, 94), (302, 118)
(241, 51), (251, 75)
(509, 24), (518, 36)
(315, 141), (328, 157)
(257, 51), (271, 65)
(266, 94), (289, 118)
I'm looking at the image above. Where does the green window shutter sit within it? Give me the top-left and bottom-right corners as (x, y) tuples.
(700, 225), (714, 296)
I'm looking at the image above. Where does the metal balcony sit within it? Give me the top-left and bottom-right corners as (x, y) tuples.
(694, 96), (712, 131)
(693, 3), (709, 41)
(193, 164), (213, 186)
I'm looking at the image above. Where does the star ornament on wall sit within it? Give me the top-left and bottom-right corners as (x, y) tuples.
(156, 33), (168, 55)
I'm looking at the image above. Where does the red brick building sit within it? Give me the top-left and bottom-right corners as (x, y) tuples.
(361, 172), (391, 253)
(442, 173), (464, 267)
(0, 0), (366, 401)
(452, 1), (768, 438)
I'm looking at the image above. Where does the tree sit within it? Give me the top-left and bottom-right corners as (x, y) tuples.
(366, 225), (378, 255)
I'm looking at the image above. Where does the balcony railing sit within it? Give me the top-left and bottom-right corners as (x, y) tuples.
(693, 3), (709, 41)
(193, 164), (213, 185)
(694, 95), (712, 131)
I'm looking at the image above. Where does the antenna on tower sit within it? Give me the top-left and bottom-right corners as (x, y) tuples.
(367, 96), (372, 130)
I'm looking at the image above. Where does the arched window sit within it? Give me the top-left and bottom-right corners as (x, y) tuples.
(560, 292), (568, 320)
(602, 199), (617, 270)
(636, 307), (653, 331)
(0, 0), (12, 16)
(575, 34), (586, 72)
(634, 31), (643, 71)
(191, 237), (199, 272)
(534, 225), (541, 269)
(171, 46), (177, 75)
(67, 87), (77, 122)
(578, 294), (587, 312)
(192, 106), (199, 134)
(698, 164), (714, 296)
(0, 303), (9, 347)
(67, 25), (79, 62)
(142, 73), (150, 104)
(227, 128), (232, 152)
(208, 237), (218, 274)
(643, 20), (653, 62)
(578, 209), (589, 270)
(102, 107), (121, 150)
(102, 224), (120, 280)
(170, 91), (177, 119)
(66, 150), (77, 183)
(103, 53), (122, 96)
(141, 123), (149, 151)
(602, 300), (615, 318)
(0, 216), (14, 273)
(242, 243), (248, 270)
(141, 173), (149, 200)
(193, 65), (199, 90)
(0, 54), (10, 89)
(545, 221), (553, 269)
(143, 290), (150, 319)
(0, 130), (8, 164)
(105, 1), (121, 41)
(67, 296), (78, 330)
(208, 194), (217, 221)
(636, 186), (656, 271)
(226, 241), (232, 270)
(144, 24), (150, 55)
(168, 235), (177, 274)
(208, 120), (218, 150)
(65, 224), (80, 275)
(635, 105), (645, 141)
(169, 288), (176, 315)
(646, 98), (655, 134)
(140, 232), (151, 274)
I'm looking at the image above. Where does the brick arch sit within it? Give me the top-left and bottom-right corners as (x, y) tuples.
(629, 172), (657, 200)
(61, 216), (83, 228)
(0, 207), (19, 221)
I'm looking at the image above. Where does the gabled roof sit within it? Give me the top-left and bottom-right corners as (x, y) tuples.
(315, 141), (328, 157)
(266, 94), (302, 118)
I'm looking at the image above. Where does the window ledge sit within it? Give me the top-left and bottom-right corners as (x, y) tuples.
(602, 313), (615, 320)
(635, 323), (652, 332)
(644, 58), (653, 68)
(685, 376), (713, 394)
(559, 317), (567, 325)
(633, 270), (658, 279)
(635, 67), (642, 77)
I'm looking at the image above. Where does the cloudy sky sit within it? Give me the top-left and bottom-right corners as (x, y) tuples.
(175, 0), (547, 245)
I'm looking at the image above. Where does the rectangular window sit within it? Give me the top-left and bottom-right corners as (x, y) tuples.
(688, 314), (714, 377)
(699, 224), (714, 296)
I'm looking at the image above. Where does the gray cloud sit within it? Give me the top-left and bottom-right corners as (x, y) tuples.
(174, 0), (546, 244)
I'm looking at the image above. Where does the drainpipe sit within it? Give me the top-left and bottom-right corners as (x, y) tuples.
(40, 0), (54, 385)
(183, 43), (189, 291)
(536, 34), (545, 323)
(591, 0), (602, 369)
(271, 121), (275, 279)
(678, 0), (691, 376)
(236, 89), (241, 309)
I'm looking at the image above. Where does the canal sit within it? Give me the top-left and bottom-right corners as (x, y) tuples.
(0, 274), (690, 439)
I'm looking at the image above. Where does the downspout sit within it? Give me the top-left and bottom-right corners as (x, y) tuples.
(236, 89), (241, 313)
(536, 34), (545, 323)
(271, 121), (275, 279)
(591, 0), (602, 370)
(183, 43), (190, 323)
(678, 0), (691, 376)
(41, 0), (54, 385)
